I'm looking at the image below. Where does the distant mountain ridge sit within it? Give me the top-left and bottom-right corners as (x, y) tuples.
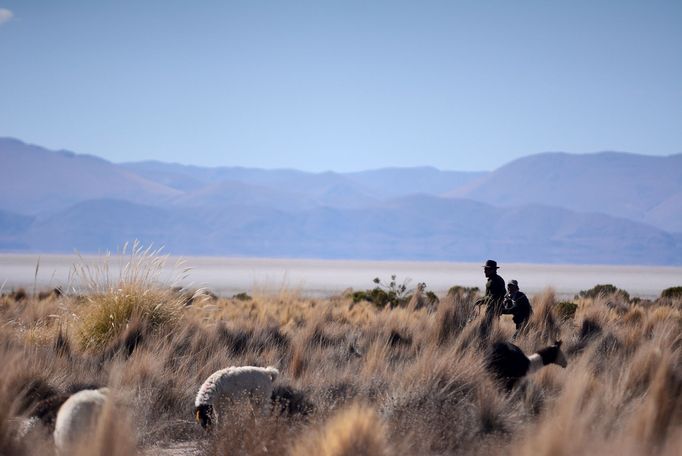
(0, 137), (180, 215)
(453, 151), (682, 232)
(9, 196), (678, 265)
(0, 137), (680, 265)
(121, 161), (486, 205)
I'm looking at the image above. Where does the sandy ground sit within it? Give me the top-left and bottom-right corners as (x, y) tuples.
(142, 442), (199, 456)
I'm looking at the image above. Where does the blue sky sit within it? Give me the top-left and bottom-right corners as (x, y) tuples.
(0, 1), (680, 171)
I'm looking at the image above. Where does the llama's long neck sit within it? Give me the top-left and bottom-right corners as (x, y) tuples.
(527, 353), (544, 374)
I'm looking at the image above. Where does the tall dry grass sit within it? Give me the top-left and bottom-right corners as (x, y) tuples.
(0, 252), (680, 455)
(290, 404), (389, 456)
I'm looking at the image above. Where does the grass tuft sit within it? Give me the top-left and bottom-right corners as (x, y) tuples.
(290, 404), (389, 456)
(77, 288), (181, 351)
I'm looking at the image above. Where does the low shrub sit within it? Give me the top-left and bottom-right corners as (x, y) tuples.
(232, 292), (253, 301)
(576, 284), (630, 301)
(425, 290), (439, 306)
(72, 242), (187, 352)
(352, 276), (421, 309)
(556, 301), (578, 320)
(77, 288), (182, 351)
(447, 285), (480, 300)
(660, 286), (682, 299)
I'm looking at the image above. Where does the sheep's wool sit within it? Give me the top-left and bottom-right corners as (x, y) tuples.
(195, 366), (279, 407)
(53, 388), (108, 454)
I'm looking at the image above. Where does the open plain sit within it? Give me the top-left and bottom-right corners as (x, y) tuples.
(1, 249), (680, 455)
(2, 253), (681, 299)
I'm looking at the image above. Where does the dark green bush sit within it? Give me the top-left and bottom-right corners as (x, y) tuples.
(233, 292), (253, 301)
(576, 284), (630, 301)
(351, 276), (429, 309)
(556, 301), (578, 320)
(351, 288), (397, 309)
(447, 285), (480, 299)
(660, 286), (682, 299)
(425, 291), (440, 306)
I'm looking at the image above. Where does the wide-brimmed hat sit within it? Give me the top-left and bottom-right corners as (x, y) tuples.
(507, 279), (519, 288)
(483, 260), (499, 269)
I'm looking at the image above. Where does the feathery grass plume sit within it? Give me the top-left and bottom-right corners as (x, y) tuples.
(644, 306), (682, 336)
(527, 289), (562, 344)
(382, 341), (491, 453)
(432, 292), (475, 345)
(51, 326), (71, 358)
(475, 380), (520, 436)
(288, 335), (308, 380)
(290, 403), (389, 456)
(565, 305), (606, 356)
(617, 345), (681, 453)
(622, 305), (645, 326)
(76, 290), (181, 351)
(512, 357), (604, 456)
(203, 405), (300, 456)
(72, 242), (185, 351)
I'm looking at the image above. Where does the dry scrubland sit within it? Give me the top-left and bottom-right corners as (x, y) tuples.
(0, 250), (680, 455)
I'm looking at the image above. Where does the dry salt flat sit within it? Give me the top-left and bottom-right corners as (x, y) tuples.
(1, 253), (680, 299)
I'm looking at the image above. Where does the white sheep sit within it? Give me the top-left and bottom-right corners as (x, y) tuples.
(194, 365), (279, 429)
(53, 387), (109, 454)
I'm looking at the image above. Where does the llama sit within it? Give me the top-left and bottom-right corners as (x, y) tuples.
(194, 366), (279, 429)
(53, 387), (109, 454)
(486, 340), (567, 389)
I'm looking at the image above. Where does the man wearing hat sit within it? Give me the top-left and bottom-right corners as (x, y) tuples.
(501, 279), (532, 338)
(480, 259), (506, 324)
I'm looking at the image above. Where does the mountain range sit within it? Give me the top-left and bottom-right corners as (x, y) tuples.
(1, 137), (680, 265)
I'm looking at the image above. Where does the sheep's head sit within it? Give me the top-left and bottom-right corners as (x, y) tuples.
(194, 404), (213, 430)
(537, 340), (568, 368)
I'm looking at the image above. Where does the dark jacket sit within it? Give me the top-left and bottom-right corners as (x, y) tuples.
(484, 273), (506, 318)
(501, 291), (532, 328)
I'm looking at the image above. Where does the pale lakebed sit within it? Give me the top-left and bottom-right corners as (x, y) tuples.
(1, 254), (680, 299)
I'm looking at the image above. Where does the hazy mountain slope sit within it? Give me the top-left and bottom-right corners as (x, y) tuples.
(172, 180), (315, 211)
(20, 199), (202, 253)
(645, 192), (682, 233)
(2, 138), (680, 264)
(454, 151), (682, 232)
(8, 196), (679, 264)
(114, 161), (208, 192)
(0, 138), (181, 215)
(345, 167), (488, 198)
(122, 161), (486, 202)
(0, 209), (34, 250)
(122, 161), (378, 208)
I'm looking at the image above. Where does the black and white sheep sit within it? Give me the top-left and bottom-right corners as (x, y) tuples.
(486, 340), (567, 389)
(194, 366), (279, 429)
(53, 387), (109, 454)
